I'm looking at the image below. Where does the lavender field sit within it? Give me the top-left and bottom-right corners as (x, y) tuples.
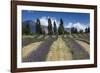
(22, 33), (90, 62)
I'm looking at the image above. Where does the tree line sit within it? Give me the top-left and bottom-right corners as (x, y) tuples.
(22, 18), (90, 35)
(35, 18), (64, 35)
(70, 27), (90, 33)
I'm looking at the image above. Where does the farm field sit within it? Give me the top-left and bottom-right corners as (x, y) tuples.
(22, 33), (90, 62)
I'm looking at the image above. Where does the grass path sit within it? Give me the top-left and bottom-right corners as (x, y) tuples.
(22, 36), (57, 62)
(47, 36), (72, 61)
(22, 41), (43, 59)
(22, 34), (90, 62)
(72, 34), (89, 44)
(63, 35), (90, 60)
(22, 36), (49, 61)
(22, 35), (45, 47)
(75, 40), (90, 54)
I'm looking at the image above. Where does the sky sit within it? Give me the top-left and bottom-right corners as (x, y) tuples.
(22, 10), (90, 31)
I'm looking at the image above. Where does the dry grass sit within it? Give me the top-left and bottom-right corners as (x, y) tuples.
(76, 40), (90, 54)
(22, 34), (89, 62)
(22, 35), (36, 39)
(22, 41), (43, 59)
(46, 36), (72, 61)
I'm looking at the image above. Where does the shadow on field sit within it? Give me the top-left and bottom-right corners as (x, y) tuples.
(22, 35), (45, 47)
(62, 35), (90, 60)
(22, 36), (57, 62)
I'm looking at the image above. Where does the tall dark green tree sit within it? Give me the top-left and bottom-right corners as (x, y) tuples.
(22, 23), (25, 35)
(53, 21), (57, 35)
(71, 27), (78, 33)
(48, 18), (53, 35)
(36, 19), (39, 33)
(25, 23), (31, 35)
(36, 19), (42, 34)
(87, 27), (90, 33)
(85, 27), (90, 33)
(22, 21), (31, 35)
(79, 29), (83, 33)
(58, 18), (64, 35)
(85, 28), (88, 33)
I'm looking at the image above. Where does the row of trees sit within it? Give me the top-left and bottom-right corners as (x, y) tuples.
(22, 18), (90, 35)
(70, 27), (90, 33)
(36, 18), (65, 35)
(35, 18), (90, 35)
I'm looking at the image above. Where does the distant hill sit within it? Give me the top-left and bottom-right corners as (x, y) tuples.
(22, 20), (36, 33)
(64, 28), (71, 33)
(22, 20), (48, 33)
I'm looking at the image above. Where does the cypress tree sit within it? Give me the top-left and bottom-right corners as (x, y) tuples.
(87, 27), (90, 33)
(85, 28), (88, 33)
(48, 18), (53, 35)
(53, 21), (57, 35)
(79, 29), (83, 33)
(36, 19), (42, 34)
(58, 18), (64, 35)
(24, 22), (31, 35)
(85, 27), (90, 33)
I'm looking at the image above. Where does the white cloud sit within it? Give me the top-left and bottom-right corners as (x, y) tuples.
(39, 16), (59, 27)
(65, 22), (73, 28)
(65, 22), (89, 31)
(50, 17), (60, 27)
(39, 16), (48, 26)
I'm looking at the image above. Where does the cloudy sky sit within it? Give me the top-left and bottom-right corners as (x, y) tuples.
(22, 10), (90, 31)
